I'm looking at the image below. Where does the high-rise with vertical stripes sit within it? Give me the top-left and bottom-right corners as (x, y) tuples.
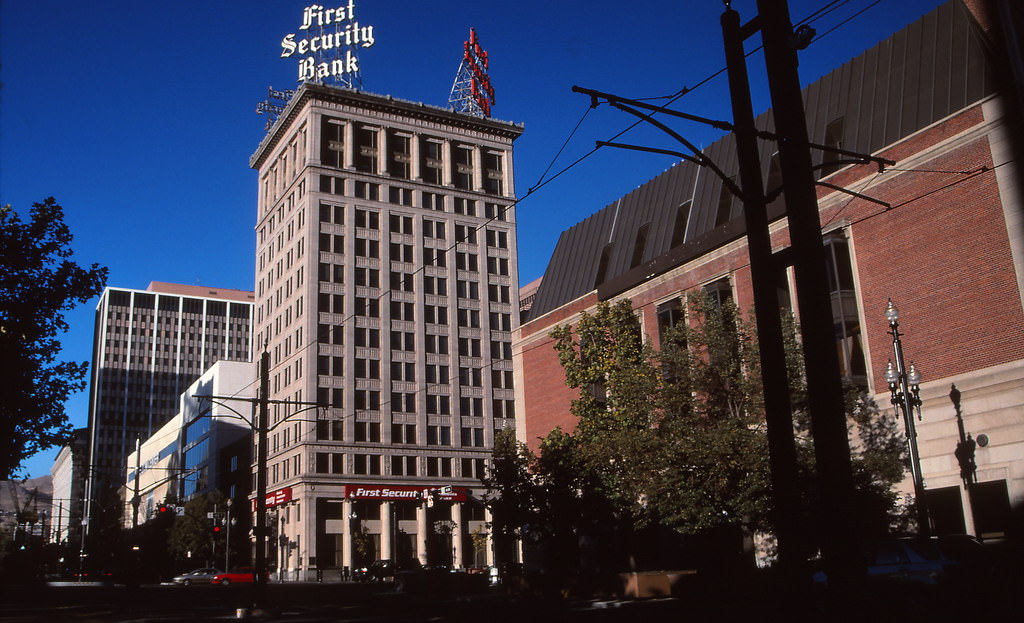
(85, 282), (254, 504)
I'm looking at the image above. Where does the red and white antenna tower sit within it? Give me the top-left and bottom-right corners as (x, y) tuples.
(449, 28), (495, 117)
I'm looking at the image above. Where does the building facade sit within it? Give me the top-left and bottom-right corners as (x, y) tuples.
(517, 0), (1024, 539)
(123, 361), (254, 529)
(49, 428), (88, 547)
(250, 84), (522, 577)
(85, 282), (254, 521)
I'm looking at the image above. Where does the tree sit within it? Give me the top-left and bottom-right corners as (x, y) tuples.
(0, 198), (107, 477)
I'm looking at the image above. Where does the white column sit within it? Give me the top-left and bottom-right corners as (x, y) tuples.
(451, 503), (464, 569)
(484, 508), (496, 567)
(380, 501), (393, 560)
(416, 502), (429, 565)
(342, 499), (353, 570)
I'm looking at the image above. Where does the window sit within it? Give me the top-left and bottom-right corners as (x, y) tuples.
(594, 244), (613, 288)
(460, 396), (484, 416)
(454, 197), (476, 216)
(491, 369), (514, 389)
(390, 300), (415, 321)
(355, 358), (380, 379)
(487, 284), (511, 304)
(319, 202), (345, 224)
(389, 214), (413, 235)
(457, 309), (481, 328)
(489, 312), (511, 332)
(316, 419), (344, 441)
(703, 278), (733, 309)
(390, 331), (415, 352)
(391, 392), (416, 413)
(320, 118), (344, 168)
(421, 137), (443, 185)
(354, 181), (379, 200)
(461, 458), (486, 479)
(425, 333), (449, 354)
(461, 427), (485, 447)
(630, 223), (650, 269)
(459, 366), (482, 386)
(491, 341), (513, 360)
(493, 399), (515, 419)
(315, 452), (344, 474)
(424, 247), (446, 268)
(423, 276), (447, 296)
(354, 390), (380, 410)
(355, 327), (380, 348)
(391, 423), (416, 444)
(391, 360), (416, 381)
(823, 234), (866, 381)
(426, 394), (450, 415)
(355, 209), (380, 230)
(353, 454), (381, 475)
(455, 224), (477, 244)
(355, 267), (379, 287)
(820, 117), (845, 176)
(426, 456), (452, 477)
(388, 131), (411, 179)
(389, 186), (414, 206)
(425, 305), (448, 325)
(355, 297), (379, 317)
(355, 125), (378, 173)
(458, 337), (481, 357)
(656, 297), (685, 347)
(355, 238), (379, 258)
(671, 201), (691, 248)
(457, 252), (479, 272)
(715, 176), (736, 226)
(426, 425), (451, 446)
(486, 256), (509, 276)
(485, 229), (508, 248)
(390, 271), (414, 292)
(423, 192), (444, 211)
(426, 364), (449, 384)
(457, 280), (479, 300)
(390, 243), (414, 263)
(423, 219), (446, 239)
(484, 202), (506, 221)
(355, 422), (381, 442)
(391, 455), (417, 476)
(453, 145), (474, 190)
(484, 151), (503, 195)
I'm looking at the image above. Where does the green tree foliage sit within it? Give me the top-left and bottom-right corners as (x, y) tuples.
(168, 491), (226, 565)
(485, 295), (907, 575)
(0, 198), (107, 477)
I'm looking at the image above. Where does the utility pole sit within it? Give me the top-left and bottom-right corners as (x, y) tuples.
(721, 6), (807, 581)
(755, 0), (863, 585)
(254, 350), (270, 597)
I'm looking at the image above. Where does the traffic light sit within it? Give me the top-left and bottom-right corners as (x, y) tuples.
(212, 524), (222, 535)
(157, 504), (171, 515)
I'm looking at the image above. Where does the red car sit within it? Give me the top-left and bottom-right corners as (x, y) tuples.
(210, 567), (269, 585)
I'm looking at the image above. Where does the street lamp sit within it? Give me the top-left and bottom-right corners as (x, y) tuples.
(884, 299), (930, 536)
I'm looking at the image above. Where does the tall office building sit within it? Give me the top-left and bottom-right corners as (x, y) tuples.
(250, 83), (521, 577)
(85, 282), (254, 504)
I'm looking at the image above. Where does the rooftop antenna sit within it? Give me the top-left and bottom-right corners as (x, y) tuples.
(449, 28), (495, 117)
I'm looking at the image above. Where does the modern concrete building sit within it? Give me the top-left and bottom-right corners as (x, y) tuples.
(249, 83), (522, 578)
(49, 428), (88, 546)
(517, 0), (1024, 540)
(85, 282), (254, 522)
(123, 360), (254, 529)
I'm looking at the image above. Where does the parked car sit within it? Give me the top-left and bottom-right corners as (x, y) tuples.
(171, 568), (222, 586)
(353, 559), (422, 582)
(814, 535), (984, 586)
(210, 567), (268, 585)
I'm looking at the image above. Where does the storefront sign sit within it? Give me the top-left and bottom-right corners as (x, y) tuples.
(280, 2), (376, 83)
(252, 486), (293, 510)
(343, 484), (467, 502)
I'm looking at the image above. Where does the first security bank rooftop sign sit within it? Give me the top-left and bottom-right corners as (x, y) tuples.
(280, 2), (376, 83)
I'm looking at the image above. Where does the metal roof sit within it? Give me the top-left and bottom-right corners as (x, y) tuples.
(526, 0), (995, 321)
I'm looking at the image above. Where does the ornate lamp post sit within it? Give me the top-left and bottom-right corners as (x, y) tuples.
(884, 299), (930, 536)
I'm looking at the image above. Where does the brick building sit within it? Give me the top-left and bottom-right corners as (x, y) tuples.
(516, 0), (1024, 538)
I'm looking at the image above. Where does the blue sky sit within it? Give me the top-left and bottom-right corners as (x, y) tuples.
(1, 0), (945, 478)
